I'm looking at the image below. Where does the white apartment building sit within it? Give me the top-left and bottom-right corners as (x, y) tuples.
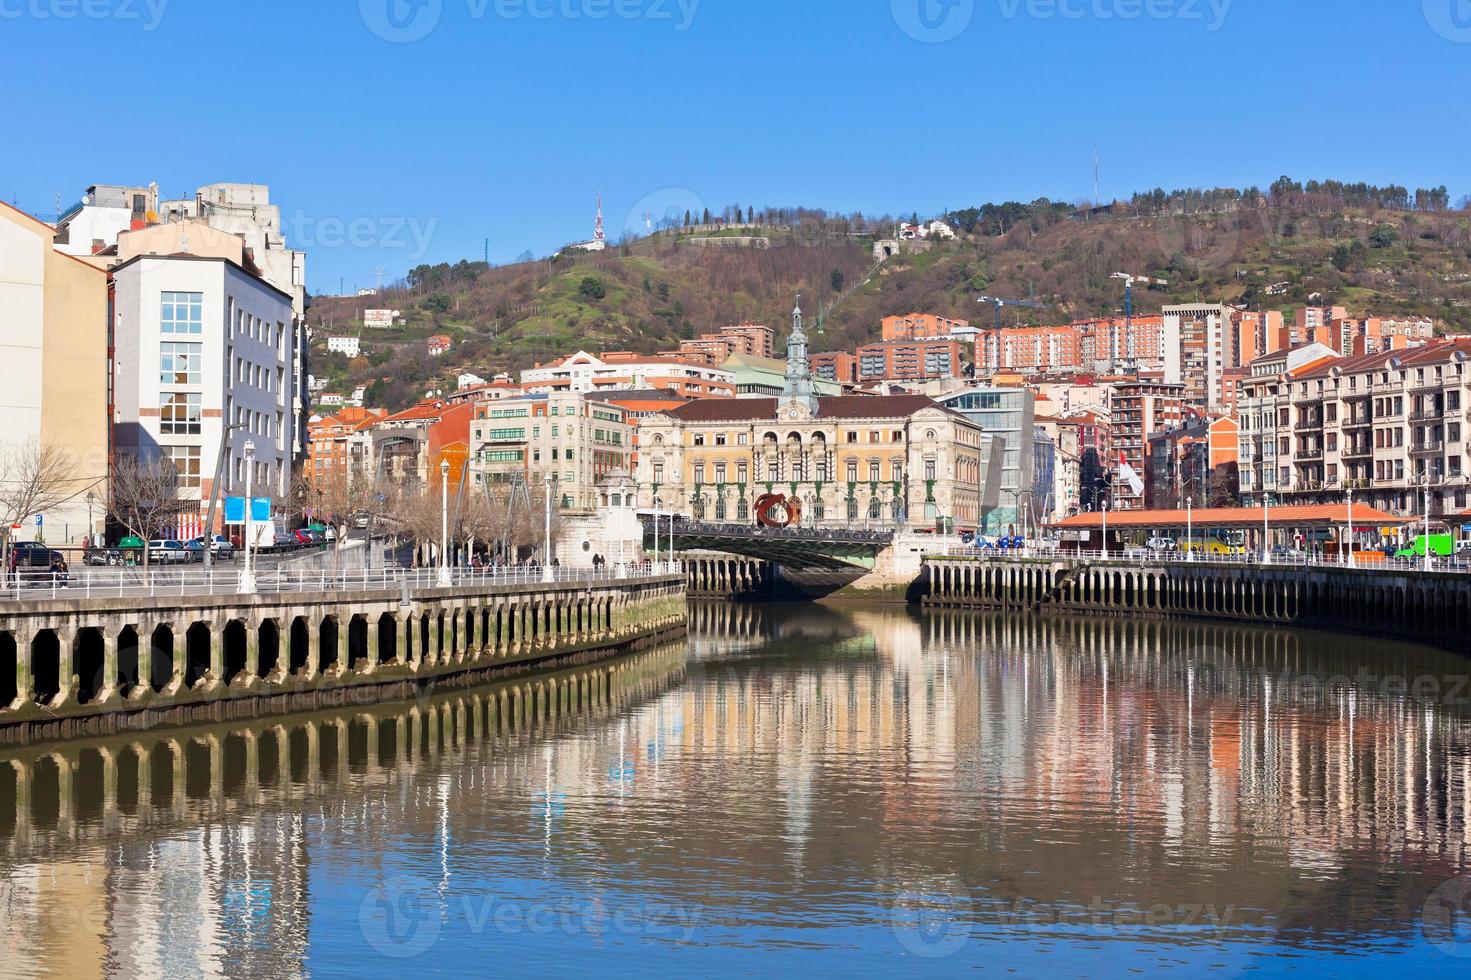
(468, 392), (634, 511)
(521, 351), (735, 397)
(52, 183), (158, 257)
(1162, 303), (1233, 410)
(111, 221), (297, 533)
(1238, 339), (1471, 517)
(326, 336), (361, 358)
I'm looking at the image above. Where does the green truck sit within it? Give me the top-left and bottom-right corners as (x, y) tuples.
(1394, 534), (1454, 559)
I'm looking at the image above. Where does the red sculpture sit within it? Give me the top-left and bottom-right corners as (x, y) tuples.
(755, 493), (802, 528)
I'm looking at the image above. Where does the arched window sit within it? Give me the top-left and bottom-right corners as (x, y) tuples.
(715, 497), (727, 521)
(737, 498), (749, 521)
(868, 498), (882, 520)
(812, 496), (826, 521)
(693, 498), (706, 520)
(847, 498), (858, 521)
(891, 498), (905, 521)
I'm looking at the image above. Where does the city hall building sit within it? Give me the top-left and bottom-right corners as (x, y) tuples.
(634, 304), (998, 531)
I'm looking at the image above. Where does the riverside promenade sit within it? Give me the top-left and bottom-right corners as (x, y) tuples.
(0, 566), (686, 744)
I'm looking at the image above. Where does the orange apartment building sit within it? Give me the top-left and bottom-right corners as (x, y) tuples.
(1111, 380), (1186, 510)
(810, 351), (858, 384)
(881, 312), (971, 342)
(856, 339), (966, 382)
(308, 407), (387, 485)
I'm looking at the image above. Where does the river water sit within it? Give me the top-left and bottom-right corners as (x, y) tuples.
(1, 602), (1470, 977)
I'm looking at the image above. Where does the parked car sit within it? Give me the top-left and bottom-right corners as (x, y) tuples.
(185, 534), (237, 560)
(7, 541), (69, 582)
(147, 539), (192, 564)
(1146, 536), (1177, 552)
(292, 528), (316, 546)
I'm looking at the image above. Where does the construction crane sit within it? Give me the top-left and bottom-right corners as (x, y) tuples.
(977, 295), (1049, 331)
(1109, 273), (1168, 363)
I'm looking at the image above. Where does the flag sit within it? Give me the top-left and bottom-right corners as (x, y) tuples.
(1118, 450), (1144, 497)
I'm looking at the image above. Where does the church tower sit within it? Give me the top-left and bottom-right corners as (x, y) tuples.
(780, 297), (820, 416)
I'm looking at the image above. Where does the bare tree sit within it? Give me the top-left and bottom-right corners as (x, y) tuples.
(110, 454), (191, 569)
(0, 438), (77, 578)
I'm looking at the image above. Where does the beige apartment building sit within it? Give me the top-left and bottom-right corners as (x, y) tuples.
(1238, 339), (1471, 517)
(0, 202), (109, 544)
(468, 392), (634, 510)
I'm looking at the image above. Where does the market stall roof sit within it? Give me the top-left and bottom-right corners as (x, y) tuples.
(1049, 503), (1409, 532)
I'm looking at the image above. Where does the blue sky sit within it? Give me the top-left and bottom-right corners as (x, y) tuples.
(3, 0), (1468, 295)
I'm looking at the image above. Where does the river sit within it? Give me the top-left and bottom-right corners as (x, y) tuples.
(1, 602), (1469, 977)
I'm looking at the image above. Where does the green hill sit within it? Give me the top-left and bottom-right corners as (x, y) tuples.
(309, 185), (1471, 410)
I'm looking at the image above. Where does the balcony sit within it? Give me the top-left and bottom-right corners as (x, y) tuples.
(1342, 445), (1373, 460)
(1293, 419), (1324, 432)
(1409, 408), (1441, 422)
(1410, 441), (1445, 456)
(1296, 448), (1324, 461)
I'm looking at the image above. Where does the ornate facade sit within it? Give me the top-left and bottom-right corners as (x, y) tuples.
(634, 304), (992, 531)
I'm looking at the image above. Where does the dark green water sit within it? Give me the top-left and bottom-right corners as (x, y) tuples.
(1, 602), (1469, 977)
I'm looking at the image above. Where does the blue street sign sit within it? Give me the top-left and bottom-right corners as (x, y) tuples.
(34, 515), (43, 527)
(224, 497), (272, 522)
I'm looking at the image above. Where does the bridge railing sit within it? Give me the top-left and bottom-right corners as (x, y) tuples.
(929, 545), (1469, 573)
(0, 562), (686, 604)
(647, 520), (896, 545)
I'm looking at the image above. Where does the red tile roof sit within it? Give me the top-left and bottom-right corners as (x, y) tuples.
(1052, 503), (1407, 530)
(667, 394), (949, 423)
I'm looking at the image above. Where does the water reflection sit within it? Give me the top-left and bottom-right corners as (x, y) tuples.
(1, 604), (1470, 976)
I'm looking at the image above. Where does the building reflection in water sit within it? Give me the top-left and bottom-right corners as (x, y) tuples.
(1, 604), (1468, 974)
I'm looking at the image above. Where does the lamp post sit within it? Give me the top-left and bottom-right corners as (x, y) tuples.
(1345, 486), (1354, 567)
(652, 496), (660, 572)
(439, 459), (452, 586)
(543, 472), (556, 583)
(1100, 499), (1109, 559)
(1262, 493), (1272, 565)
(239, 440), (257, 594)
(1186, 495), (1194, 563)
(1422, 476), (1432, 573)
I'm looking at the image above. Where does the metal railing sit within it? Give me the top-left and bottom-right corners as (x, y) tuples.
(928, 546), (1468, 573)
(0, 562), (685, 604)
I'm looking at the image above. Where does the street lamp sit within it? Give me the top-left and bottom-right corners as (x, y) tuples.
(1100, 498), (1109, 559)
(1422, 475), (1432, 573)
(1262, 493), (1273, 565)
(543, 472), (556, 583)
(1186, 495), (1194, 563)
(239, 440), (257, 594)
(438, 459), (452, 586)
(1344, 486), (1354, 568)
(652, 495), (660, 572)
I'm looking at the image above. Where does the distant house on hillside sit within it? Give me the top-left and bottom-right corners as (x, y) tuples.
(427, 335), (452, 356)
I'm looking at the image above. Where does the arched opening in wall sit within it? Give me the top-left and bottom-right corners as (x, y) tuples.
(117, 626), (139, 696)
(464, 608), (474, 651)
(30, 756), (60, 830)
(319, 617), (340, 674)
(436, 611), (445, 661)
(222, 621), (247, 686)
(347, 616), (369, 671)
(184, 738), (212, 800)
(378, 614), (397, 665)
(74, 628), (105, 705)
(184, 623), (212, 689)
(258, 620), (280, 678)
(74, 748), (105, 824)
(115, 747), (140, 814)
(150, 625), (175, 691)
(289, 617), (310, 675)
(149, 743), (175, 804)
(419, 614), (430, 663)
(222, 733), (248, 799)
(30, 631), (60, 706)
(0, 632), (16, 707)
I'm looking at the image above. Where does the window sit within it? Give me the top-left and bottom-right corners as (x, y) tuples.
(160, 292), (203, 334)
(160, 342), (202, 385)
(652, 463), (664, 483)
(847, 498), (858, 521)
(715, 463), (727, 484)
(163, 445), (202, 488)
(160, 392), (202, 435)
(694, 463), (706, 485)
(694, 434), (705, 446)
(925, 458), (937, 481)
(868, 460), (881, 482)
(846, 460), (858, 482)
(737, 461), (748, 484)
